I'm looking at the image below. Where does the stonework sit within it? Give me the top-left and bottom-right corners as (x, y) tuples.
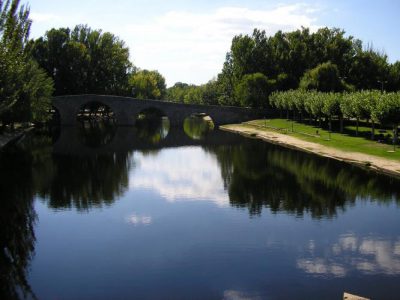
(53, 95), (275, 126)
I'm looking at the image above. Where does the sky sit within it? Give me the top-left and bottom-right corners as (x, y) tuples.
(27, 0), (400, 87)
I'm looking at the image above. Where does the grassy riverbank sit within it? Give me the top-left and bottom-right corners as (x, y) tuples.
(244, 119), (400, 161)
(221, 121), (400, 178)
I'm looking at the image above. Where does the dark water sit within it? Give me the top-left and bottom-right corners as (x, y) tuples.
(1, 121), (400, 300)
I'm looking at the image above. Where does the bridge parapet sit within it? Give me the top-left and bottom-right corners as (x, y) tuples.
(53, 94), (275, 126)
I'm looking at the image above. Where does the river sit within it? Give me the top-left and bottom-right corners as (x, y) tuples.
(1, 119), (400, 299)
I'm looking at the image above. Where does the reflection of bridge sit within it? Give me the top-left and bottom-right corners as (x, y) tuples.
(53, 95), (272, 126)
(53, 127), (244, 156)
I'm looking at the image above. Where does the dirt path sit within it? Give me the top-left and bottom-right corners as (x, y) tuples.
(221, 124), (400, 178)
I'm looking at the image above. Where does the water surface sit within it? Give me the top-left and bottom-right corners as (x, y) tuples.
(1, 123), (400, 300)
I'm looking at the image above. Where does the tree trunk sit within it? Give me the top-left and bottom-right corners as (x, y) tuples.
(394, 125), (398, 147)
(340, 115), (344, 133)
(371, 121), (375, 140)
(286, 110), (289, 120)
(356, 118), (359, 136)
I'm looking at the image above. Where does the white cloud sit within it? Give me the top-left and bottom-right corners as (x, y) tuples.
(30, 4), (322, 86)
(119, 4), (321, 85)
(30, 12), (62, 23)
(129, 147), (229, 207)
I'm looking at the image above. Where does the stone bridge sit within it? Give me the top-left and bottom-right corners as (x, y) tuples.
(53, 95), (271, 126)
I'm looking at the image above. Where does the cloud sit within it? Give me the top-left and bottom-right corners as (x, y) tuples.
(30, 4), (322, 86)
(129, 147), (229, 207)
(120, 4), (321, 85)
(297, 233), (400, 277)
(30, 12), (62, 23)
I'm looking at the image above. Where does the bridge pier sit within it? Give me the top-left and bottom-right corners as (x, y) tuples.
(53, 95), (270, 127)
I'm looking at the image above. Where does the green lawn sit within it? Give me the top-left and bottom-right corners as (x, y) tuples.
(245, 119), (400, 161)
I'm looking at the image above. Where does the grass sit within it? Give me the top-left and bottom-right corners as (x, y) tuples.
(245, 119), (400, 161)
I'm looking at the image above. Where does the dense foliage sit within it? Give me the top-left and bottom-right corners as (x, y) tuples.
(29, 25), (133, 96)
(0, 0), (53, 124)
(129, 70), (166, 99)
(169, 27), (399, 108)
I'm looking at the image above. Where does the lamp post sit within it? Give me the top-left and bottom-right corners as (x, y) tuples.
(377, 80), (387, 93)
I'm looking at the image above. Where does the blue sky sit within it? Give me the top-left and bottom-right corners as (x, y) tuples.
(27, 0), (400, 86)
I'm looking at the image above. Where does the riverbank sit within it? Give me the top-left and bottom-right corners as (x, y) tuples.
(220, 124), (400, 178)
(0, 128), (32, 150)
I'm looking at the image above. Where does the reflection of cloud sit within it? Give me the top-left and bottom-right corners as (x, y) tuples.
(130, 148), (229, 206)
(297, 233), (400, 277)
(125, 213), (152, 226)
(223, 290), (262, 300)
(297, 259), (347, 277)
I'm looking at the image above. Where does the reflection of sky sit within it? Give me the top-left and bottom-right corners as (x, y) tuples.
(130, 147), (230, 206)
(297, 233), (400, 277)
(125, 213), (152, 226)
(223, 290), (262, 300)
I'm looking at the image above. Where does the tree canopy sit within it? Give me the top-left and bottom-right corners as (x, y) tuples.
(0, 0), (53, 124)
(129, 70), (166, 100)
(167, 27), (399, 108)
(29, 25), (133, 96)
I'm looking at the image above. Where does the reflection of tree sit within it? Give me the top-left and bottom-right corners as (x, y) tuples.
(0, 147), (37, 299)
(135, 115), (170, 145)
(78, 121), (117, 147)
(24, 127), (133, 211)
(183, 116), (214, 140)
(208, 139), (400, 218)
(37, 153), (131, 210)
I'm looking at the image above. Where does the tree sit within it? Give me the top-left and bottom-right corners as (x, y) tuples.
(29, 25), (133, 96)
(166, 82), (191, 102)
(348, 48), (390, 90)
(299, 62), (345, 92)
(388, 61), (400, 92)
(129, 70), (166, 100)
(372, 92), (400, 146)
(0, 0), (54, 124)
(235, 73), (275, 108)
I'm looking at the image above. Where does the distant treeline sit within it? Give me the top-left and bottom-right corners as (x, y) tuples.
(167, 28), (400, 107)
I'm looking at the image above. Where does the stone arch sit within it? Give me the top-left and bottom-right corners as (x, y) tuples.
(134, 107), (171, 143)
(48, 106), (61, 125)
(183, 112), (215, 140)
(77, 101), (116, 124)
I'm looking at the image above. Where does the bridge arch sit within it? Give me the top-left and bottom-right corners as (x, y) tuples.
(52, 94), (267, 127)
(77, 101), (116, 123)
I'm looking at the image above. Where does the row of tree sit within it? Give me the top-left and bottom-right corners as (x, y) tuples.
(269, 90), (400, 141)
(167, 28), (400, 108)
